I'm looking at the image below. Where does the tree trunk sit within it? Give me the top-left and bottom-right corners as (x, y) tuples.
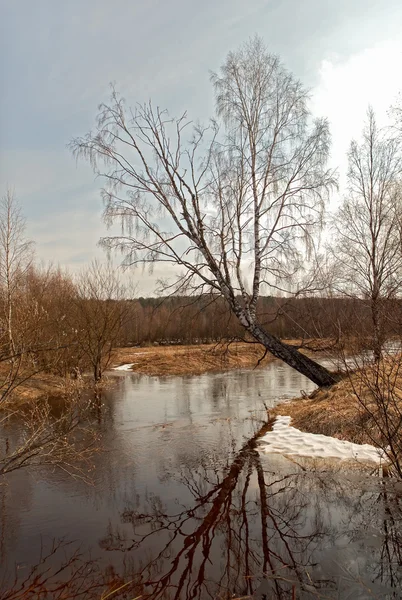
(371, 295), (383, 362)
(94, 361), (102, 382)
(245, 321), (337, 387)
(6, 289), (15, 361)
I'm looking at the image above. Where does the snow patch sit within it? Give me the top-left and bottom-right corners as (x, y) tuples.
(113, 363), (136, 371)
(259, 416), (386, 464)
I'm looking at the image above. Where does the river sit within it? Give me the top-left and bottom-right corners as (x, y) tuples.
(0, 361), (401, 599)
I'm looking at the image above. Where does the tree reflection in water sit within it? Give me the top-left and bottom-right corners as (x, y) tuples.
(99, 427), (402, 600)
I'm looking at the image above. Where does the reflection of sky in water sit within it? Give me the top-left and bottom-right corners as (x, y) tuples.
(1, 362), (401, 599)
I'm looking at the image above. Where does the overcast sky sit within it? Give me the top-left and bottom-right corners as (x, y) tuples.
(1, 0), (402, 293)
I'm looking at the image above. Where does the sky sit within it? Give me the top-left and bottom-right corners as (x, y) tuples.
(1, 0), (402, 294)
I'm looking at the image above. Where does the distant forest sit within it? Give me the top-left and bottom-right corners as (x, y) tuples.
(123, 295), (402, 347)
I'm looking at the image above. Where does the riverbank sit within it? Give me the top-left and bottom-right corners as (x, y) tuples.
(271, 358), (402, 450)
(111, 339), (336, 377)
(0, 371), (97, 406)
(0, 342), (276, 404)
(1, 340), (334, 404)
(111, 342), (278, 376)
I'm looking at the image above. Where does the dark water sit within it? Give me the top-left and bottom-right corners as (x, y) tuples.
(1, 363), (401, 599)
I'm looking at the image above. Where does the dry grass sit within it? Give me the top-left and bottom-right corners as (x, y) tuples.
(271, 382), (364, 441)
(0, 365), (74, 407)
(111, 342), (275, 376)
(7, 373), (70, 402)
(272, 358), (402, 448)
(0, 367), (110, 407)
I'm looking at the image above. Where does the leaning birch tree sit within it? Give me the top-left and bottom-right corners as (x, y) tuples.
(71, 37), (337, 386)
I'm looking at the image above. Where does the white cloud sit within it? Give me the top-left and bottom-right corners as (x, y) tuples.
(312, 40), (402, 191)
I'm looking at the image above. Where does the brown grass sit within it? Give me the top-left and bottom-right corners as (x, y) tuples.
(0, 370), (71, 407)
(271, 359), (402, 447)
(111, 342), (275, 376)
(0, 368), (110, 407)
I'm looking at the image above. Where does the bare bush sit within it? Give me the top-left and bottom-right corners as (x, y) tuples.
(72, 260), (131, 381)
(0, 384), (100, 481)
(343, 350), (402, 477)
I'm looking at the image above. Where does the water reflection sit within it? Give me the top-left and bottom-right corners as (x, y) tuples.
(99, 437), (402, 599)
(0, 363), (401, 599)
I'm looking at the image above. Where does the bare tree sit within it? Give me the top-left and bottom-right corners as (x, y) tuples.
(0, 261), (80, 403)
(73, 260), (129, 382)
(0, 386), (99, 480)
(348, 352), (402, 477)
(0, 190), (36, 402)
(331, 108), (402, 360)
(71, 37), (337, 386)
(0, 190), (34, 358)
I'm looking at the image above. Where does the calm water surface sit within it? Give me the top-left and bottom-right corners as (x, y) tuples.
(1, 362), (401, 599)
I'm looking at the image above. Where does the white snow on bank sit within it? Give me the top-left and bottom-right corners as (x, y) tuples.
(259, 416), (386, 464)
(113, 363), (136, 371)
